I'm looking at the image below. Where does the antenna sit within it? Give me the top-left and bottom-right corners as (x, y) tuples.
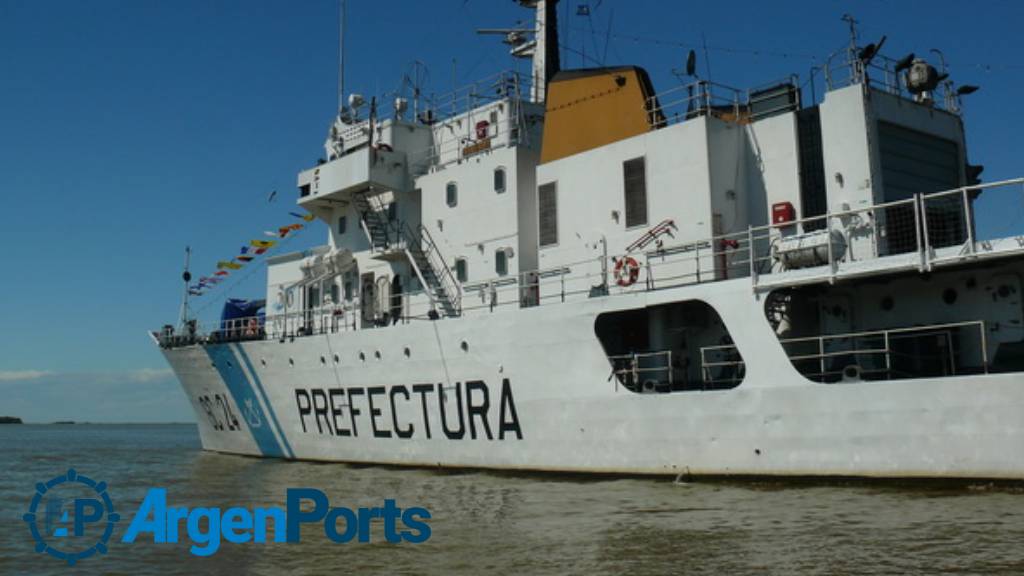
(337, 0), (347, 113)
(179, 246), (192, 330)
(841, 13), (859, 53)
(478, 1), (560, 102)
(841, 14), (861, 82)
(701, 33), (712, 86)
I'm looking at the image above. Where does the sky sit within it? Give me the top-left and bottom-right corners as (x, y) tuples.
(1, 0), (1022, 422)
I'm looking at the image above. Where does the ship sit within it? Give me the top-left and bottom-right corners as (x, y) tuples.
(155, 1), (1024, 480)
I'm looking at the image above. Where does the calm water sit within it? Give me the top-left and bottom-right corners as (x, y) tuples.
(2, 424), (1024, 575)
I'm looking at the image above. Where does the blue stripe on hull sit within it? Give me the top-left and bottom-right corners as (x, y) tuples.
(233, 343), (294, 459)
(205, 344), (286, 457)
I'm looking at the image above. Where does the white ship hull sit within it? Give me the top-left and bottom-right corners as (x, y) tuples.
(163, 277), (1024, 480)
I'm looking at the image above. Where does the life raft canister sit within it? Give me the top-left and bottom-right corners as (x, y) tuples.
(614, 256), (641, 287)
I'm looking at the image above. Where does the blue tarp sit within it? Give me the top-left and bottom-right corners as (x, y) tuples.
(220, 298), (266, 330)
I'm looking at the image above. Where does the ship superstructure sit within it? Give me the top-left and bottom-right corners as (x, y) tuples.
(156, 1), (1024, 479)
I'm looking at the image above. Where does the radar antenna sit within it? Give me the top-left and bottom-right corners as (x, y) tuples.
(477, 0), (561, 102)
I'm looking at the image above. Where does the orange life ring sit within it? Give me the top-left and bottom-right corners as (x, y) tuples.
(614, 256), (641, 287)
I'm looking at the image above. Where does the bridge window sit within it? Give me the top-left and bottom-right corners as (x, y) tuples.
(446, 182), (458, 207)
(337, 216), (347, 235)
(596, 300), (744, 393)
(494, 167), (506, 193)
(538, 182), (558, 247)
(624, 156), (648, 228)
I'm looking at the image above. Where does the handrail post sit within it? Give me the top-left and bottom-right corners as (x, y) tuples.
(962, 187), (975, 255)
(819, 337), (826, 382)
(826, 210), (835, 283)
(980, 321), (989, 374)
(695, 243), (701, 283)
(920, 193), (933, 271)
(913, 193), (924, 271)
(747, 226), (757, 287)
(883, 331), (892, 380)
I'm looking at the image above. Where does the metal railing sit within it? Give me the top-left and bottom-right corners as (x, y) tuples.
(607, 351), (673, 392)
(647, 81), (744, 127)
(157, 307), (361, 348)
(163, 179), (1024, 346)
(647, 77), (801, 128)
(350, 191), (463, 317)
(327, 70), (533, 172)
(819, 49), (963, 113)
(413, 222), (462, 315)
(700, 320), (990, 385)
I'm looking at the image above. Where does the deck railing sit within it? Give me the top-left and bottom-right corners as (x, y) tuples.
(161, 179), (1024, 348)
(607, 351), (674, 392)
(646, 76), (802, 128)
(699, 319), (989, 385)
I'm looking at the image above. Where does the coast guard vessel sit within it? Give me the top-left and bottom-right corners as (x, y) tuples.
(156, 1), (1024, 479)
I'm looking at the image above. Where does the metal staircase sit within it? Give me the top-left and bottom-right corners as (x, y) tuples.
(353, 192), (391, 251)
(354, 190), (462, 318)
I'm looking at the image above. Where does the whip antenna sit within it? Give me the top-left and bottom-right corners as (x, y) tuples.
(338, 0), (346, 113)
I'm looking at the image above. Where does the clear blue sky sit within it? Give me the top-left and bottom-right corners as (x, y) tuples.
(1, 0), (1021, 421)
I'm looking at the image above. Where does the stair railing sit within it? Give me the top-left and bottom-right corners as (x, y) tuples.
(404, 222), (462, 316)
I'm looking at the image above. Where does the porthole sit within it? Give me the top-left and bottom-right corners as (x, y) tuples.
(942, 288), (958, 305)
(374, 351), (382, 360)
(333, 354), (340, 364)
(320, 356), (326, 365)
(288, 358), (295, 367)
(260, 358), (267, 367)
(404, 347), (411, 358)
(359, 352), (366, 362)
(460, 341), (469, 352)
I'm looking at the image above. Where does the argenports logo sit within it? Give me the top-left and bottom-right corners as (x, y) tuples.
(22, 468), (120, 566)
(25, 469), (432, 564)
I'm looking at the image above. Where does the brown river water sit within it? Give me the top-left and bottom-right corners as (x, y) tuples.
(2, 424), (1023, 575)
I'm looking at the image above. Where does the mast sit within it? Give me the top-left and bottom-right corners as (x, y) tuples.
(529, 0), (561, 103)
(178, 246), (192, 330)
(478, 1), (561, 103)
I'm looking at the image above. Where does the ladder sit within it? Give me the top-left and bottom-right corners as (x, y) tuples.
(354, 190), (462, 318)
(626, 219), (678, 253)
